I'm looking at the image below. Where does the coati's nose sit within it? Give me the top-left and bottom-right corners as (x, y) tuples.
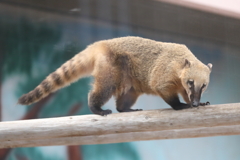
(192, 101), (199, 107)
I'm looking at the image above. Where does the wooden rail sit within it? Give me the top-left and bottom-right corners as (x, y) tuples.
(1, 103), (240, 148)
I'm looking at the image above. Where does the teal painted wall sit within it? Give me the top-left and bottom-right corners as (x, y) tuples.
(1, 2), (240, 160)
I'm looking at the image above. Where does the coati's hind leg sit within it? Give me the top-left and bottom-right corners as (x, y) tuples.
(116, 87), (141, 112)
(88, 57), (116, 116)
(88, 78), (115, 116)
(160, 92), (191, 110)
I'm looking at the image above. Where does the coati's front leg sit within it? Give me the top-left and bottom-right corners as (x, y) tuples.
(116, 87), (141, 112)
(161, 92), (191, 110)
(180, 89), (191, 105)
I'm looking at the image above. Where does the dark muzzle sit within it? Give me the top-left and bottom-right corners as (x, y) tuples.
(192, 100), (199, 107)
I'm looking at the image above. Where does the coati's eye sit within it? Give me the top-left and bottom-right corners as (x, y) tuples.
(202, 83), (207, 88)
(187, 79), (194, 88)
(187, 79), (194, 85)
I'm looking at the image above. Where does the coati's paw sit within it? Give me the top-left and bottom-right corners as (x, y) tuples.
(172, 103), (191, 110)
(131, 109), (143, 112)
(117, 108), (143, 112)
(100, 109), (112, 116)
(199, 102), (210, 106)
(90, 106), (112, 116)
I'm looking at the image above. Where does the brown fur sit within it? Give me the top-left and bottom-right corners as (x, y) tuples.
(18, 36), (212, 115)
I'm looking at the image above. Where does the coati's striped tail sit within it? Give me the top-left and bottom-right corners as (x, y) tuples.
(18, 49), (94, 105)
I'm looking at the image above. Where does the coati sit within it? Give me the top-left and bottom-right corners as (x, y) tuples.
(18, 36), (212, 116)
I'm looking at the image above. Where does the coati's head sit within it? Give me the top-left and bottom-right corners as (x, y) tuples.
(180, 59), (212, 107)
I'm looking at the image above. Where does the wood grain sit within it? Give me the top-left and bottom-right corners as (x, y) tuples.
(1, 103), (240, 148)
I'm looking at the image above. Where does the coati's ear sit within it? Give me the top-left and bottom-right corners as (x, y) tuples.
(207, 63), (212, 71)
(184, 59), (191, 68)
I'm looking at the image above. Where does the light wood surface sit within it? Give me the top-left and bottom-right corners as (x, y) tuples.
(1, 103), (240, 148)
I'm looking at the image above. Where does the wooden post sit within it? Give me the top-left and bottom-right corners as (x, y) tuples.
(1, 103), (240, 148)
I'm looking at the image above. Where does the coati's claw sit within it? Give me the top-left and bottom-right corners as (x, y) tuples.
(100, 109), (112, 116)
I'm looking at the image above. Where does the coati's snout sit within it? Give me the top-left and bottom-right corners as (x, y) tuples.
(186, 79), (203, 107)
(192, 101), (199, 107)
(188, 84), (202, 107)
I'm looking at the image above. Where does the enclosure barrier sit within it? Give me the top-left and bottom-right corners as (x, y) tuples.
(1, 103), (240, 148)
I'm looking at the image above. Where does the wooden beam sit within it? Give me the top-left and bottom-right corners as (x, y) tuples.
(1, 125), (240, 148)
(1, 103), (240, 148)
